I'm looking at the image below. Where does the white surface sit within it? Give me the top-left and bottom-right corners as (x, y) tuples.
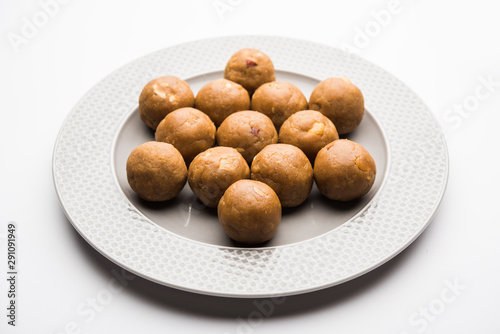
(0, 0), (498, 333)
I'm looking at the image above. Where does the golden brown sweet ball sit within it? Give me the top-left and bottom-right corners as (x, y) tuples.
(126, 141), (187, 201)
(195, 79), (250, 126)
(155, 107), (215, 165)
(251, 81), (308, 129)
(216, 111), (278, 164)
(314, 139), (376, 201)
(139, 76), (195, 130)
(224, 48), (276, 95)
(188, 147), (250, 208)
(279, 110), (339, 162)
(218, 180), (281, 244)
(251, 144), (313, 207)
(309, 77), (365, 135)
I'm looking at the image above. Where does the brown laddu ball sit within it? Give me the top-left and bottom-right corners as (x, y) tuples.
(216, 111), (278, 164)
(195, 79), (250, 126)
(314, 139), (376, 201)
(309, 77), (364, 135)
(251, 81), (308, 129)
(279, 110), (339, 162)
(224, 48), (275, 95)
(218, 180), (281, 245)
(155, 107), (216, 165)
(126, 142), (187, 201)
(139, 76), (194, 130)
(251, 144), (313, 207)
(188, 147), (250, 208)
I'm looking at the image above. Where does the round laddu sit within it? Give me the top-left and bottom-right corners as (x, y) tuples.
(195, 79), (250, 126)
(224, 48), (276, 95)
(251, 81), (308, 129)
(126, 141), (187, 201)
(216, 111), (278, 164)
(155, 107), (216, 165)
(251, 144), (313, 207)
(314, 139), (376, 201)
(188, 147), (250, 208)
(218, 180), (281, 245)
(279, 110), (339, 162)
(139, 76), (195, 130)
(309, 77), (365, 135)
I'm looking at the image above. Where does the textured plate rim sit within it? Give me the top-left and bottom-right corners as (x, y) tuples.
(52, 35), (449, 298)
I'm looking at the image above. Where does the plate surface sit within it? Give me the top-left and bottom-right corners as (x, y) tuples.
(53, 36), (448, 297)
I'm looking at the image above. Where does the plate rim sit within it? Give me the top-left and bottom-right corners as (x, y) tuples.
(52, 35), (449, 298)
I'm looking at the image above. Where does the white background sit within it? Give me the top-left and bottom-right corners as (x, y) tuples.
(1, 0), (499, 333)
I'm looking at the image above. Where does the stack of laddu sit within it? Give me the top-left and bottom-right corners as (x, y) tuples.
(126, 48), (377, 245)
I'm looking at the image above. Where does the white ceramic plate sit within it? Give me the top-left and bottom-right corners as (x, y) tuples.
(53, 36), (448, 298)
